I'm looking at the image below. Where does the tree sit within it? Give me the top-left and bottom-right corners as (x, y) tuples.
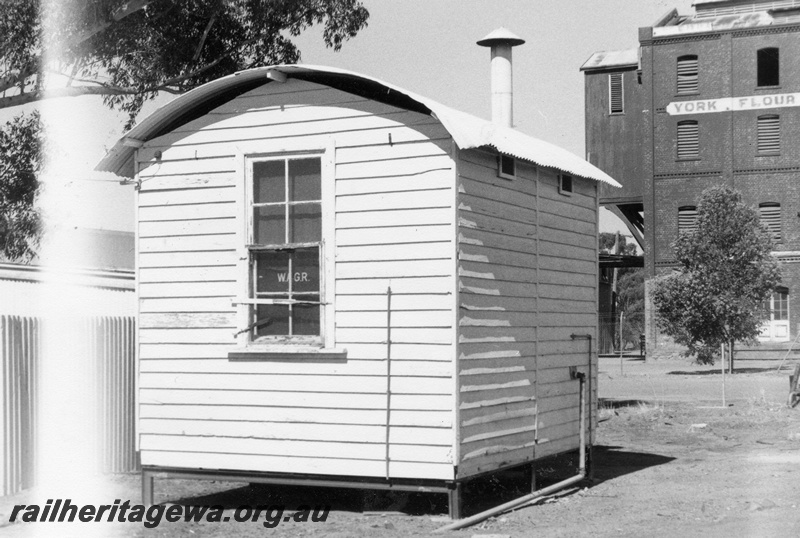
(651, 186), (781, 370)
(599, 232), (638, 256)
(618, 268), (644, 349)
(0, 0), (369, 260)
(0, 112), (43, 262)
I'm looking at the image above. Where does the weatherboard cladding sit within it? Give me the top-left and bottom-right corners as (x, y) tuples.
(122, 71), (597, 482)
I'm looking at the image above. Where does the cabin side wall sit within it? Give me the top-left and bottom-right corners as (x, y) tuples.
(456, 148), (598, 478)
(135, 79), (457, 481)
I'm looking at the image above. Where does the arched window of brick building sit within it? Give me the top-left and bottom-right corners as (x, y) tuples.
(757, 115), (780, 154)
(677, 55), (698, 94)
(759, 202), (781, 242)
(677, 120), (699, 159)
(678, 206), (698, 235)
(757, 48), (779, 87)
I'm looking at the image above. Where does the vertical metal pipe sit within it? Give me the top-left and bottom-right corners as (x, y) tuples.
(385, 287), (392, 481)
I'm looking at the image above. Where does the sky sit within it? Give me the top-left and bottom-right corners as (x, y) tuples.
(7, 0), (697, 233)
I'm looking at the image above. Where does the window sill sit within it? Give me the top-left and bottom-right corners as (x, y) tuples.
(675, 92), (700, 97)
(756, 152), (780, 157)
(676, 158), (701, 162)
(755, 85), (781, 91)
(228, 346), (348, 361)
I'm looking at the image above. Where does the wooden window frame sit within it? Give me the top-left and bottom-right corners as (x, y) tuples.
(498, 154), (516, 180)
(609, 72), (624, 114)
(558, 173), (573, 196)
(231, 144), (339, 357)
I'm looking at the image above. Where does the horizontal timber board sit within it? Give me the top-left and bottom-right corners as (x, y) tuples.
(336, 258), (453, 280)
(139, 372), (452, 395)
(139, 266), (235, 283)
(336, 293), (452, 312)
(140, 450), (455, 480)
(336, 155), (453, 181)
(139, 297), (236, 314)
(140, 404), (452, 427)
(336, 189), (453, 213)
(139, 202), (236, 222)
(139, 218), (237, 238)
(139, 281), (235, 299)
(139, 419), (452, 447)
(337, 310), (452, 329)
(139, 358), (452, 377)
(139, 158), (235, 179)
(336, 225), (454, 247)
(140, 435), (451, 464)
(336, 207), (452, 229)
(139, 388), (452, 411)
(139, 312), (236, 329)
(138, 251), (237, 268)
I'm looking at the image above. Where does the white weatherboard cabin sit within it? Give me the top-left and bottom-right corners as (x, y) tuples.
(98, 30), (619, 519)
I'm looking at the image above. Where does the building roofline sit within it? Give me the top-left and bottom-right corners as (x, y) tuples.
(97, 64), (620, 187)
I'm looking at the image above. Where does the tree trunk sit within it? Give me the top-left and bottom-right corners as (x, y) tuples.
(729, 339), (735, 374)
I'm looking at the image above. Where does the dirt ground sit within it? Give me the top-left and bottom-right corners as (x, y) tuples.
(2, 355), (799, 537)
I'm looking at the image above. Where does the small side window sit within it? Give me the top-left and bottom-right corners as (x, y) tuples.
(757, 115), (780, 154)
(677, 55), (699, 94)
(678, 206), (698, 236)
(558, 173), (573, 195)
(757, 48), (779, 87)
(609, 73), (624, 114)
(677, 120), (699, 160)
(498, 154), (516, 180)
(759, 202), (781, 242)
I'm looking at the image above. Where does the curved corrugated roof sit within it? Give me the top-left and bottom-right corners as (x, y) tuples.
(96, 64), (620, 187)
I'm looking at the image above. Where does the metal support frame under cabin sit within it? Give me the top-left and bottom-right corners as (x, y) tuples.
(141, 467), (460, 516)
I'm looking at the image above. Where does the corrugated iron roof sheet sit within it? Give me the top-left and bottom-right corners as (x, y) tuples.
(580, 49), (639, 71)
(96, 64), (619, 187)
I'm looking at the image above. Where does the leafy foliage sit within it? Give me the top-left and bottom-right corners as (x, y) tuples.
(2, 0), (370, 127)
(0, 0), (369, 260)
(0, 112), (44, 262)
(599, 232), (638, 256)
(618, 268), (644, 348)
(651, 186), (781, 364)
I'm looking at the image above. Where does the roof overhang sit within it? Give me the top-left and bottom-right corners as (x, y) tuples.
(97, 64), (620, 188)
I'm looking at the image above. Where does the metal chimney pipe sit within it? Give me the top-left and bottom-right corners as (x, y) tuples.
(477, 28), (525, 127)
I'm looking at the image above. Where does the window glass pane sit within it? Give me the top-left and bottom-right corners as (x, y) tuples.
(253, 160), (285, 203)
(292, 303), (321, 335)
(289, 203), (322, 243)
(254, 251), (290, 294)
(775, 290), (789, 320)
(254, 205), (285, 244)
(291, 248), (320, 293)
(757, 48), (779, 87)
(289, 158), (321, 202)
(254, 304), (289, 338)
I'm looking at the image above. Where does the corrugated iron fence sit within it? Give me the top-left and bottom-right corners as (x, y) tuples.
(1, 315), (137, 496)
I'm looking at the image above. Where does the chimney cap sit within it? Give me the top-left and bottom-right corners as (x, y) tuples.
(477, 27), (525, 47)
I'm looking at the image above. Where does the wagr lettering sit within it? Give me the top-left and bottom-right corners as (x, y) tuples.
(276, 272), (310, 283)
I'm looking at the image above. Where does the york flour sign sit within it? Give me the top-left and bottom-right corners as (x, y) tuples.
(666, 93), (800, 115)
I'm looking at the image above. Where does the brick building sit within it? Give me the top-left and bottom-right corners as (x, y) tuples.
(583, 0), (800, 353)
